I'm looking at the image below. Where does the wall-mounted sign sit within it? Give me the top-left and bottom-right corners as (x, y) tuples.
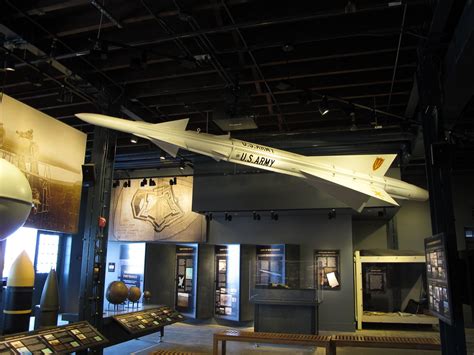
(425, 233), (452, 324)
(109, 177), (206, 242)
(314, 250), (340, 290)
(0, 94), (86, 234)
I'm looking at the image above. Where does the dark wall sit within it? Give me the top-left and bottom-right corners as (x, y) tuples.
(196, 244), (215, 319)
(144, 243), (176, 307)
(206, 212), (354, 331)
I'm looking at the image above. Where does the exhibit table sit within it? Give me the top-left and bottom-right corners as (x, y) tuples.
(101, 305), (184, 347)
(250, 288), (320, 335)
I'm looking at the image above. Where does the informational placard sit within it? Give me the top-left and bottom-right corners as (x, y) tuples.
(314, 250), (340, 290)
(0, 321), (106, 354)
(175, 245), (196, 312)
(256, 245), (285, 286)
(113, 306), (184, 334)
(425, 233), (452, 324)
(215, 245), (240, 320)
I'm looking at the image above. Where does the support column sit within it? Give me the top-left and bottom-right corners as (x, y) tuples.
(78, 126), (116, 333)
(418, 52), (466, 354)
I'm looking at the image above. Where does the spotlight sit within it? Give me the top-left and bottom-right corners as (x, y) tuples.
(149, 178), (156, 186)
(169, 177), (177, 186)
(345, 0), (357, 13)
(179, 160), (185, 170)
(112, 180), (120, 188)
(328, 209), (336, 220)
(225, 213), (232, 222)
(206, 213), (213, 222)
(130, 137), (138, 144)
(253, 212), (261, 221)
(271, 211), (279, 221)
(140, 178), (147, 187)
(3, 55), (15, 72)
(123, 179), (131, 188)
(160, 154), (166, 160)
(319, 96), (329, 116)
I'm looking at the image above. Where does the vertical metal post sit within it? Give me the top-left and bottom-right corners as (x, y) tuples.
(78, 126), (116, 338)
(418, 53), (466, 354)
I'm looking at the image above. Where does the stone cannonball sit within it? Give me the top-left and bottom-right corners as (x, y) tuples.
(105, 281), (128, 304)
(127, 286), (142, 302)
(143, 290), (152, 301)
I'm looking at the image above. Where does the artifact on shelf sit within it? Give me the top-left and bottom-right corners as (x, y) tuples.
(127, 286), (142, 303)
(35, 269), (60, 329)
(105, 281), (129, 305)
(2, 251), (35, 334)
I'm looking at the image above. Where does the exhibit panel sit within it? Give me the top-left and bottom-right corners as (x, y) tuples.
(214, 245), (254, 322)
(175, 245), (197, 315)
(255, 244), (300, 288)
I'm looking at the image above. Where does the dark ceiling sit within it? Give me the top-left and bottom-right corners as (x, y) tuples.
(0, 0), (472, 177)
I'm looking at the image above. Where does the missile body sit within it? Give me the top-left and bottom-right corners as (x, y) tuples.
(76, 113), (429, 211)
(2, 251), (35, 335)
(34, 269), (59, 329)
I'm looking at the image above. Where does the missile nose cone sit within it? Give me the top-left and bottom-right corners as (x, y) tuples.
(40, 269), (59, 310)
(75, 113), (99, 123)
(7, 251), (35, 287)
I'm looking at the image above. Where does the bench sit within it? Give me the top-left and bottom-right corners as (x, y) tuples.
(330, 334), (441, 353)
(212, 329), (332, 355)
(151, 351), (205, 355)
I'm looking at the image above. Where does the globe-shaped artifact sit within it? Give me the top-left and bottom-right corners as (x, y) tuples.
(127, 286), (142, 302)
(105, 281), (128, 304)
(143, 290), (152, 301)
(0, 159), (33, 240)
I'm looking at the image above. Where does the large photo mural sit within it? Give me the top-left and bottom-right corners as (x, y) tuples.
(109, 176), (206, 242)
(0, 94), (87, 234)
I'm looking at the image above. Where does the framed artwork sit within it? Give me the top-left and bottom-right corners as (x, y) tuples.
(314, 250), (341, 290)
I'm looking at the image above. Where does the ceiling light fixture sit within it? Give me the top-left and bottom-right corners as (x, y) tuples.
(159, 154), (166, 160)
(149, 178), (156, 187)
(3, 55), (15, 72)
(225, 213), (232, 222)
(169, 177), (177, 186)
(112, 180), (120, 188)
(130, 137), (138, 144)
(271, 211), (279, 221)
(319, 96), (329, 116)
(179, 160), (185, 170)
(123, 179), (131, 188)
(328, 209), (336, 220)
(140, 178), (147, 187)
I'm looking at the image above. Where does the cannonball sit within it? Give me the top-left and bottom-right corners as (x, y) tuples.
(143, 290), (151, 301)
(105, 281), (128, 304)
(127, 286), (142, 302)
(0, 159), (32, 240)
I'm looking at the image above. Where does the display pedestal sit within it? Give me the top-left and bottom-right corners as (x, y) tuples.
(251, 289), (319, 334)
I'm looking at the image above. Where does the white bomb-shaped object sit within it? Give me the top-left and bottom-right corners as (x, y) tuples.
(0, 159), (33, 240)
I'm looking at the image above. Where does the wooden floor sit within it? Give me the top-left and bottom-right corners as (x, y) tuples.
(103, 323), (474, 355)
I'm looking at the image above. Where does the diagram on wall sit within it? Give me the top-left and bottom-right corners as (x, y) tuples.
(0, 94), (86, 234)
(314, 250), (341, 290)
(425, 233), (452, 324)
(109, 177), (205, 242)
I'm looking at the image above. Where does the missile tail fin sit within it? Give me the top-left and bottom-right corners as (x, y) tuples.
(149, 139), (180, 157)
(153, 118), (189, 131)
(301, 169), (399, 210)
(305, 154), (397, 177)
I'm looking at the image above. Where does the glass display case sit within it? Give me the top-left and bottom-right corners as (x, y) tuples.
(249, 260), (322, 334)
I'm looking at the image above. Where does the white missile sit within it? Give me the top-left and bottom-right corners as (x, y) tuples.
(75, 113), (428, 211)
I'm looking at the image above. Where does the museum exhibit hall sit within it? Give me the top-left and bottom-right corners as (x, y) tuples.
(0, 0), (473, 354)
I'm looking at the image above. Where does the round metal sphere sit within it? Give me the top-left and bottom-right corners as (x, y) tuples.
(127, 286), (142, 302)
(143, 290), (151, 301)
(0, 159), (32, 240)
(105, 281), (128, 305)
